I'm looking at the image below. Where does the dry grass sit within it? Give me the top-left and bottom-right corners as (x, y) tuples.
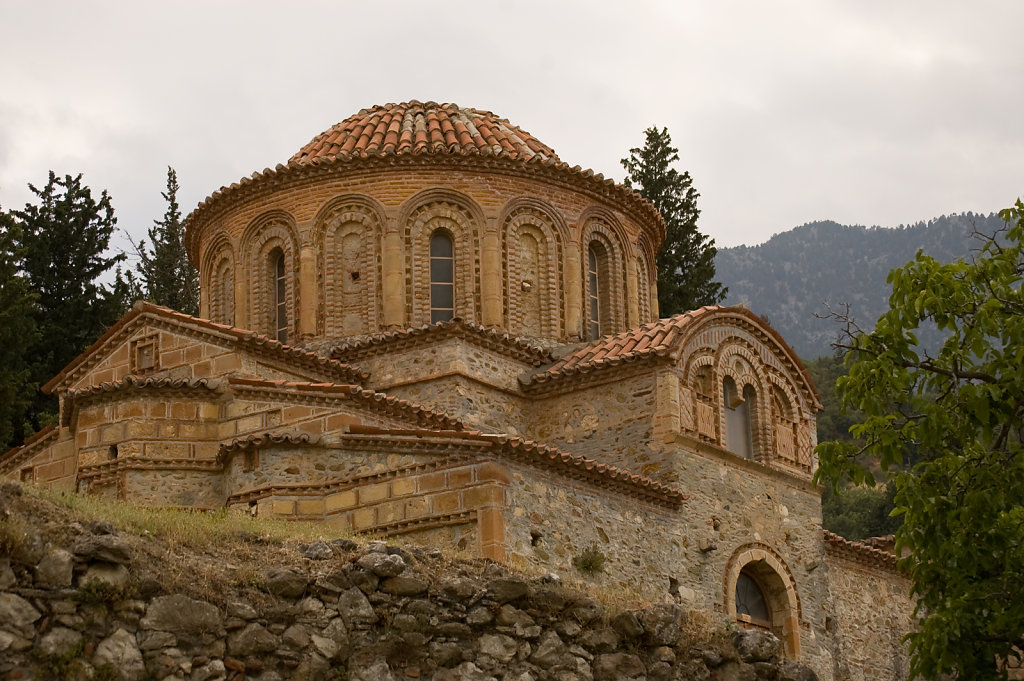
(0, 512), (29, 555)
(28, 486), (338, 550)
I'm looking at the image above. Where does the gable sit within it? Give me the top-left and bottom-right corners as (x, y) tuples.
(44, 302), (366, 396)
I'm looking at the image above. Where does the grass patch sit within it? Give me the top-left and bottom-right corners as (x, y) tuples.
(572, 545), (606, 575)
(27, 487), (336, 550)
(0, 513), (29, 554)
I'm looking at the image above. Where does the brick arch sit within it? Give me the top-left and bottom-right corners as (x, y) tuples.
(199, 232), (235, 325)
(715, 341), (772, 461)
(580, 220), (628, 336)
(724, 542), (802, 659)
(576, 205), (635, 260)
(501, 205), (566, 338)
(241, 211), (300, 341)
(402, 194), (483, 326)
(312, 196), (386, 336)
(635, 245), (656, 324)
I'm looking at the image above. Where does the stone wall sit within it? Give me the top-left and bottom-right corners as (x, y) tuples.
(657, 434), (835, 679)
(0, 481), (820, 681)
(826, 554), (913, 681)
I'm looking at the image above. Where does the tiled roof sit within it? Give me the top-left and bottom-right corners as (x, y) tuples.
(525, 307), (719, 387)
(339, 426), (684, 507)
(524, 306), (821, 408)
(42, 301), (368, 394)
(326, 318), (553, 367)
(183, 103), (667, 262)
(60, 376), (221, 426)
(290, 101), (559, 165)
(823, 529), (899, 570)
(225, 377), (464, 432)
(0, 425), (58, 473)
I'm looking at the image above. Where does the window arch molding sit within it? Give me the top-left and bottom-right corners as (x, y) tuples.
(311, 195), (386, 336)
(199, 231), (235, 324)
(715, 341), (771, 461)
(401, 190), (484, 326)
(500, 200), (567, 338)
(635, 234), (657, 323)
(578, 219), (628, 338)
(240, 210), (300, 342)
(724, 542), (802, 659)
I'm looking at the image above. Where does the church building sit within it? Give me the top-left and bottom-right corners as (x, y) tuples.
(1, 101), (912, 680)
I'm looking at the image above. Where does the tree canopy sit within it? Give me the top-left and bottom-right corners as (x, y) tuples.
(8, 172), (126, 437)
(126, 167), (198, 314)
(621, 126), (725, 315)
(816, 200), (1024, 680)
(0, 208), (38, 450)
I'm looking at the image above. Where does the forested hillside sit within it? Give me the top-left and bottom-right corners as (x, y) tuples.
(715, 212), (1007, 358)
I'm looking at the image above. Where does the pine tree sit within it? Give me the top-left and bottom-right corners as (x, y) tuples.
(0, 208), (38, 450)
(13, 172), (126, 431)
(621, 127), (726, 315)
(130, 167), (199, 314)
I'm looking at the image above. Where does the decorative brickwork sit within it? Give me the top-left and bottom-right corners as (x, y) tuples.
(2, 103), (916, 681)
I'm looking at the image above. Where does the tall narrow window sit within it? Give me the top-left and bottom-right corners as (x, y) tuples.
(430, 231), (454, 323)
(272, 250), (288, 343)
(587, 242), (611, 340)
(724, 377), (755, 459)
(588, 246), (601, 339)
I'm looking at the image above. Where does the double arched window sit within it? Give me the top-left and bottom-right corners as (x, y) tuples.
(430, 230), (455, 323)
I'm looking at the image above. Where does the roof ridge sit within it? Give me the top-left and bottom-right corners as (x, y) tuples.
(224, 376), (464, 432)
(42, 301), (368, 395)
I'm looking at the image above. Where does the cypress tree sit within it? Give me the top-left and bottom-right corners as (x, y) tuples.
(13, 172), (126, 430)
(130, 167), (199, 314)
(0, 208), (38, 450)
(621, 127), (726, 315)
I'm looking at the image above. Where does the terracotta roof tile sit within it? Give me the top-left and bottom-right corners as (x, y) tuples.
(0, 425), (58, 473)
(225, 376), (463, 432)
(524, 306), (822, 410)
(323, 317), (553, 366)
(823, 529), (900, 570)
(290, 101), (559, 165)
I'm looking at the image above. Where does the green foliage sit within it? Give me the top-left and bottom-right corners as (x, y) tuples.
(815, 200), (1024, 680)
(621, 127), (725, 316)
(821, 485), (899, 541)
(75, 579), (124, 605)
(0, 209), (38, 450)
(31, 640), (85, 680)
(9, 172), (127, 436)
(572, 544), (606, 575)
(127, 167), (199, 314)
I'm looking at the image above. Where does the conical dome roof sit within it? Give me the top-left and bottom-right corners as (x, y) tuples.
(290, 101), (560, 165)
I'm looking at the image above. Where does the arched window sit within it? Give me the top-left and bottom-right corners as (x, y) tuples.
(735, 570), (771, 630)
(430, 230), (455, 323)
(271, 249), (288, 343)
(724, 377), (755, 458)
(587, 242), (610, 340)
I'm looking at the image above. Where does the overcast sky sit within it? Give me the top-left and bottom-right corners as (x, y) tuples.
(1, 1), (1021, 253)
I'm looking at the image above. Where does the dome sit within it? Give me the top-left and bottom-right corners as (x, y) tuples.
(290, 101), (560, 165)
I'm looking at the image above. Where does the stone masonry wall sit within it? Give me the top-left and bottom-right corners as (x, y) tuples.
(502, 463), (683, 598)
(522, 372), (656, 469)
(826, 555), (913, 681)
(659, 436), (835, 680)
(0, 481), (820, 681)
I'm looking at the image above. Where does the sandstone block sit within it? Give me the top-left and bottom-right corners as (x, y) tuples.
(38, 626), (83, 657)
(357, 551), (406, 577)
(593, 652), (646, 681)
(228, 623), (277, 656)
(263, 566), (309, 598)
(0, 593), (40, 633)
(338, 587), (378, 626)
(479, 633), (518, 662)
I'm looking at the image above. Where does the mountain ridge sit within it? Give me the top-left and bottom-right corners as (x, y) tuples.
(714, 211), (1007, 359)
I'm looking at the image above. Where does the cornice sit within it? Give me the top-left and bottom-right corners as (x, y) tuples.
(183, 153), (666, 262)
(326, 318), (553, 367)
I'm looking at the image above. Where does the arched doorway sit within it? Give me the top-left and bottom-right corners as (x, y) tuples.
(725, 544), (801, 658)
